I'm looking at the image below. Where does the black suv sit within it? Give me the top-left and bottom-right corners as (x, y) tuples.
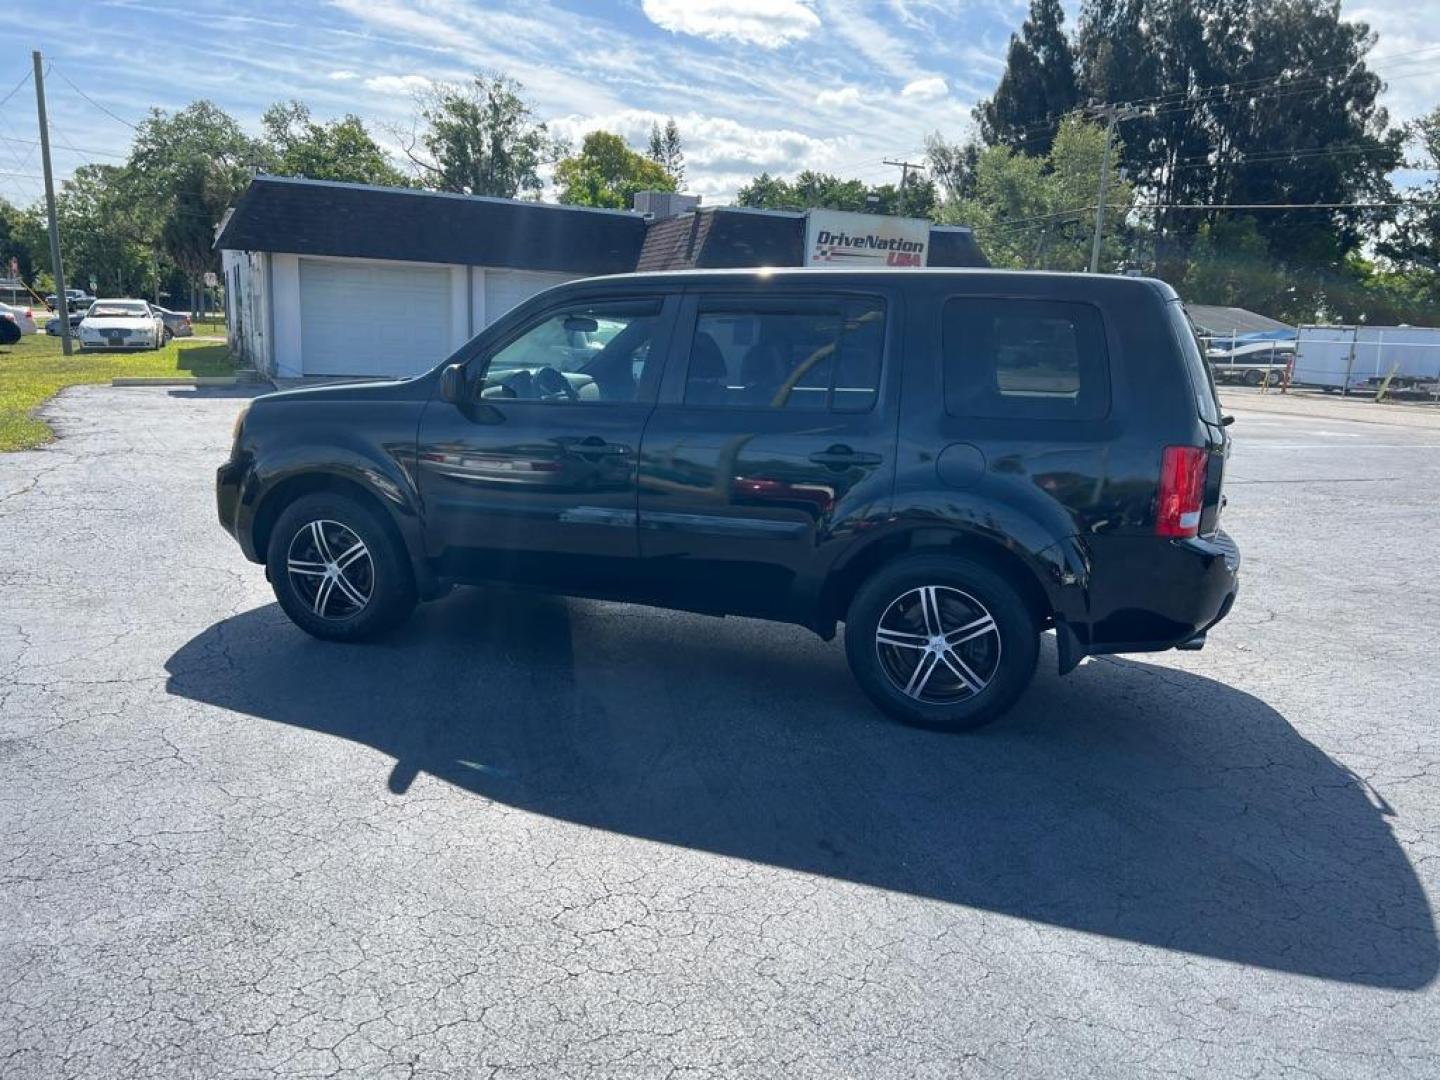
(217, 269), (1239, 731)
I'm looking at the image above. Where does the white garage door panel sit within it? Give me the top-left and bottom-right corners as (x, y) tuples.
(484, 269), (575, 327)
(300, 260), (452, 377)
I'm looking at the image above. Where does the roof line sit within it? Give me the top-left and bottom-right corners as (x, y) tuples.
(248, 172), (646, 219)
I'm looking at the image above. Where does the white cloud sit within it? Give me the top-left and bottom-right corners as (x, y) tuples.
(546, 108), (851, 200)
(327, 70), (359, 81)
(1346, 3), (1440, 124)
(901, 76), (948, 99)
(363, 74), (433, 94)
(816, 86), (862, 107)
(641, 0), (820, 48)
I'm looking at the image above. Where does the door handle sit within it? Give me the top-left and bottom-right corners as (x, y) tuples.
(809, 445), (882, 468)
(575, 437), (630, 456)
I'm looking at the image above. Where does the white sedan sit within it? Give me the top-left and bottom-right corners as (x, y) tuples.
(78, 299), (168, 351)
(0, 301), (39, 335)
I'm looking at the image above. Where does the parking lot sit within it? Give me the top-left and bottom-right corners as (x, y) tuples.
(2, 385), (1439, 1077)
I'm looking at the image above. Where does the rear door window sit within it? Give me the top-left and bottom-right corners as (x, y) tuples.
(684, 298), (885, 412)
(943, 298), (1110, 421)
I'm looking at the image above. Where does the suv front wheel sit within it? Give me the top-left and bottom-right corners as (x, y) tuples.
(845, 554), (1039, 731)
(266, 491), (416, 641)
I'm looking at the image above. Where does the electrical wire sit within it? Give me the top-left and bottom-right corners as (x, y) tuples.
(0, 69), (32, 111)
(48, 63), (140, 131)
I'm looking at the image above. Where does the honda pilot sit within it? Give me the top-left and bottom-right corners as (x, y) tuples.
(217, 269), (1239, 731)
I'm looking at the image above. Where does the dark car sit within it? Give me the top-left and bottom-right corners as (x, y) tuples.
(217, 269), (1239, 731)
(44, 310), (85, 336)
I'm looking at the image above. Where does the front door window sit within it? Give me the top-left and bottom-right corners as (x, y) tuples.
(476, 302), (661, 404)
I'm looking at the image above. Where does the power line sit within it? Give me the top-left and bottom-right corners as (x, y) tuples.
(48, 63), (140, 131)
(1133, 200), (1440, 211)
(0, 134), (128, 160)
(984, 45), (1440, 147)
(0, 68), (32, 111)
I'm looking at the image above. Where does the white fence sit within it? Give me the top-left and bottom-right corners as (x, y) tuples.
(1292, 325), (1440, 397)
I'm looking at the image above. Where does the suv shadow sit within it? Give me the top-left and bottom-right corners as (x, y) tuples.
(165, 587), (1436, 989)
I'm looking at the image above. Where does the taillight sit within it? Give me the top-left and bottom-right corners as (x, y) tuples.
(1156, 445), (1207, 538)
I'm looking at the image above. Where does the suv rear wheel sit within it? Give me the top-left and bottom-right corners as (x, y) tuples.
(844, 554), (1039, 731)
(266, 492), (416, 641)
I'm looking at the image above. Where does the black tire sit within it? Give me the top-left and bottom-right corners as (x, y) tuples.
(266, 491), (416, 641)
(1243, 368), (1263, 386)
(163, 326), (174, 345)
(844, 554), (1039, 732)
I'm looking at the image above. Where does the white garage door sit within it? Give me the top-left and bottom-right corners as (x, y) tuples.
(484, 269), (575, 327)
(300, 259), (452, 377)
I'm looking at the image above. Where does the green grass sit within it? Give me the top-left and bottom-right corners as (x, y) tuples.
(0, 332), (236, 452)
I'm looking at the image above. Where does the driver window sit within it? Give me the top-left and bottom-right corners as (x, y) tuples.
(476, 301), (661, 404)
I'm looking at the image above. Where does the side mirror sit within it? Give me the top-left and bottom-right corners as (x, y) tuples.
(439, 362), (467, 404)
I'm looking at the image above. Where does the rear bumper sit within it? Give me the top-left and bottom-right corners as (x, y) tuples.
(1085, 529), (1240, 655)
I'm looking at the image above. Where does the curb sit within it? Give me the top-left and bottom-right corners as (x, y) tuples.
(110, 376), (265, 387)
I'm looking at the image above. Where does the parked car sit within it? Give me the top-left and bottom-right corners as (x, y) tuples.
(217, 269), (1240, 732)
(0, 311), (20, 346)
(0, 301), (38, 335)
(152, 306), (194, 340)
(77, 299), (167, 351)
(44, 309), (85, 336)
(45, 289), (96, 313)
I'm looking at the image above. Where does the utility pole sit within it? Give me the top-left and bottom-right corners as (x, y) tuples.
(884, 159), (925, 216)
(1086, 103), (1140, 274)
(32, 51), (71, 355)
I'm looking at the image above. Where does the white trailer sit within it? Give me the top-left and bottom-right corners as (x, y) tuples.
(1292, 325), (1440, 392)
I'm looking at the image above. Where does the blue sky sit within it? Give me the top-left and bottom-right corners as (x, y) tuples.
(1, 0), (1436, 210)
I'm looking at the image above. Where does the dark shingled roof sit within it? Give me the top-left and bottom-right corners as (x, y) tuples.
(215, 175), (647, 275)
(1184, 304), (1294, 337)
(217, 175), (989, 273)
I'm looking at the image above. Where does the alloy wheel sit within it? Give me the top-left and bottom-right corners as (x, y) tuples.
(285, 519), (374, 619)
(874, 585), (1002, 703)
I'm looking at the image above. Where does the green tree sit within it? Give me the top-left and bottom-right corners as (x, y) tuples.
(925, 134), (980, 201)
(1376, 106), (1440, 311)
(261, 101), (406, 186)
(975, 0), (1079, 156)
(939, 115), (1134, 271)
(125, 100), (260, 306)
(735, 169), (936, 215)
(55, 165), (152, 297)
(555, 131), (675, 209)
(0, 198), (44, 284)
(647, 117), (685, 186)
(1075, 0), (1400, 277)
(407, 74), (559, 198)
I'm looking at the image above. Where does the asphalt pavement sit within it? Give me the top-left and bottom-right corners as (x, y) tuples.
(2, 385), (1439, 1078)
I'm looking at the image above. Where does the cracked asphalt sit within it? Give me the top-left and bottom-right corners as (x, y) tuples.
(2, 384), (1439, 1078)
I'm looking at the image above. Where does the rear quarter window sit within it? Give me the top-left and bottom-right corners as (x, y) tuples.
(942, 297), (1110, 421)
(1168, 301), (1223, 425)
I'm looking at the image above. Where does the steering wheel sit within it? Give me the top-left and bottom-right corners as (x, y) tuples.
(533, 366), (579, 402)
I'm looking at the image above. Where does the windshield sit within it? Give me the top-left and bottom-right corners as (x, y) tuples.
(88, 302), (150, 318)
